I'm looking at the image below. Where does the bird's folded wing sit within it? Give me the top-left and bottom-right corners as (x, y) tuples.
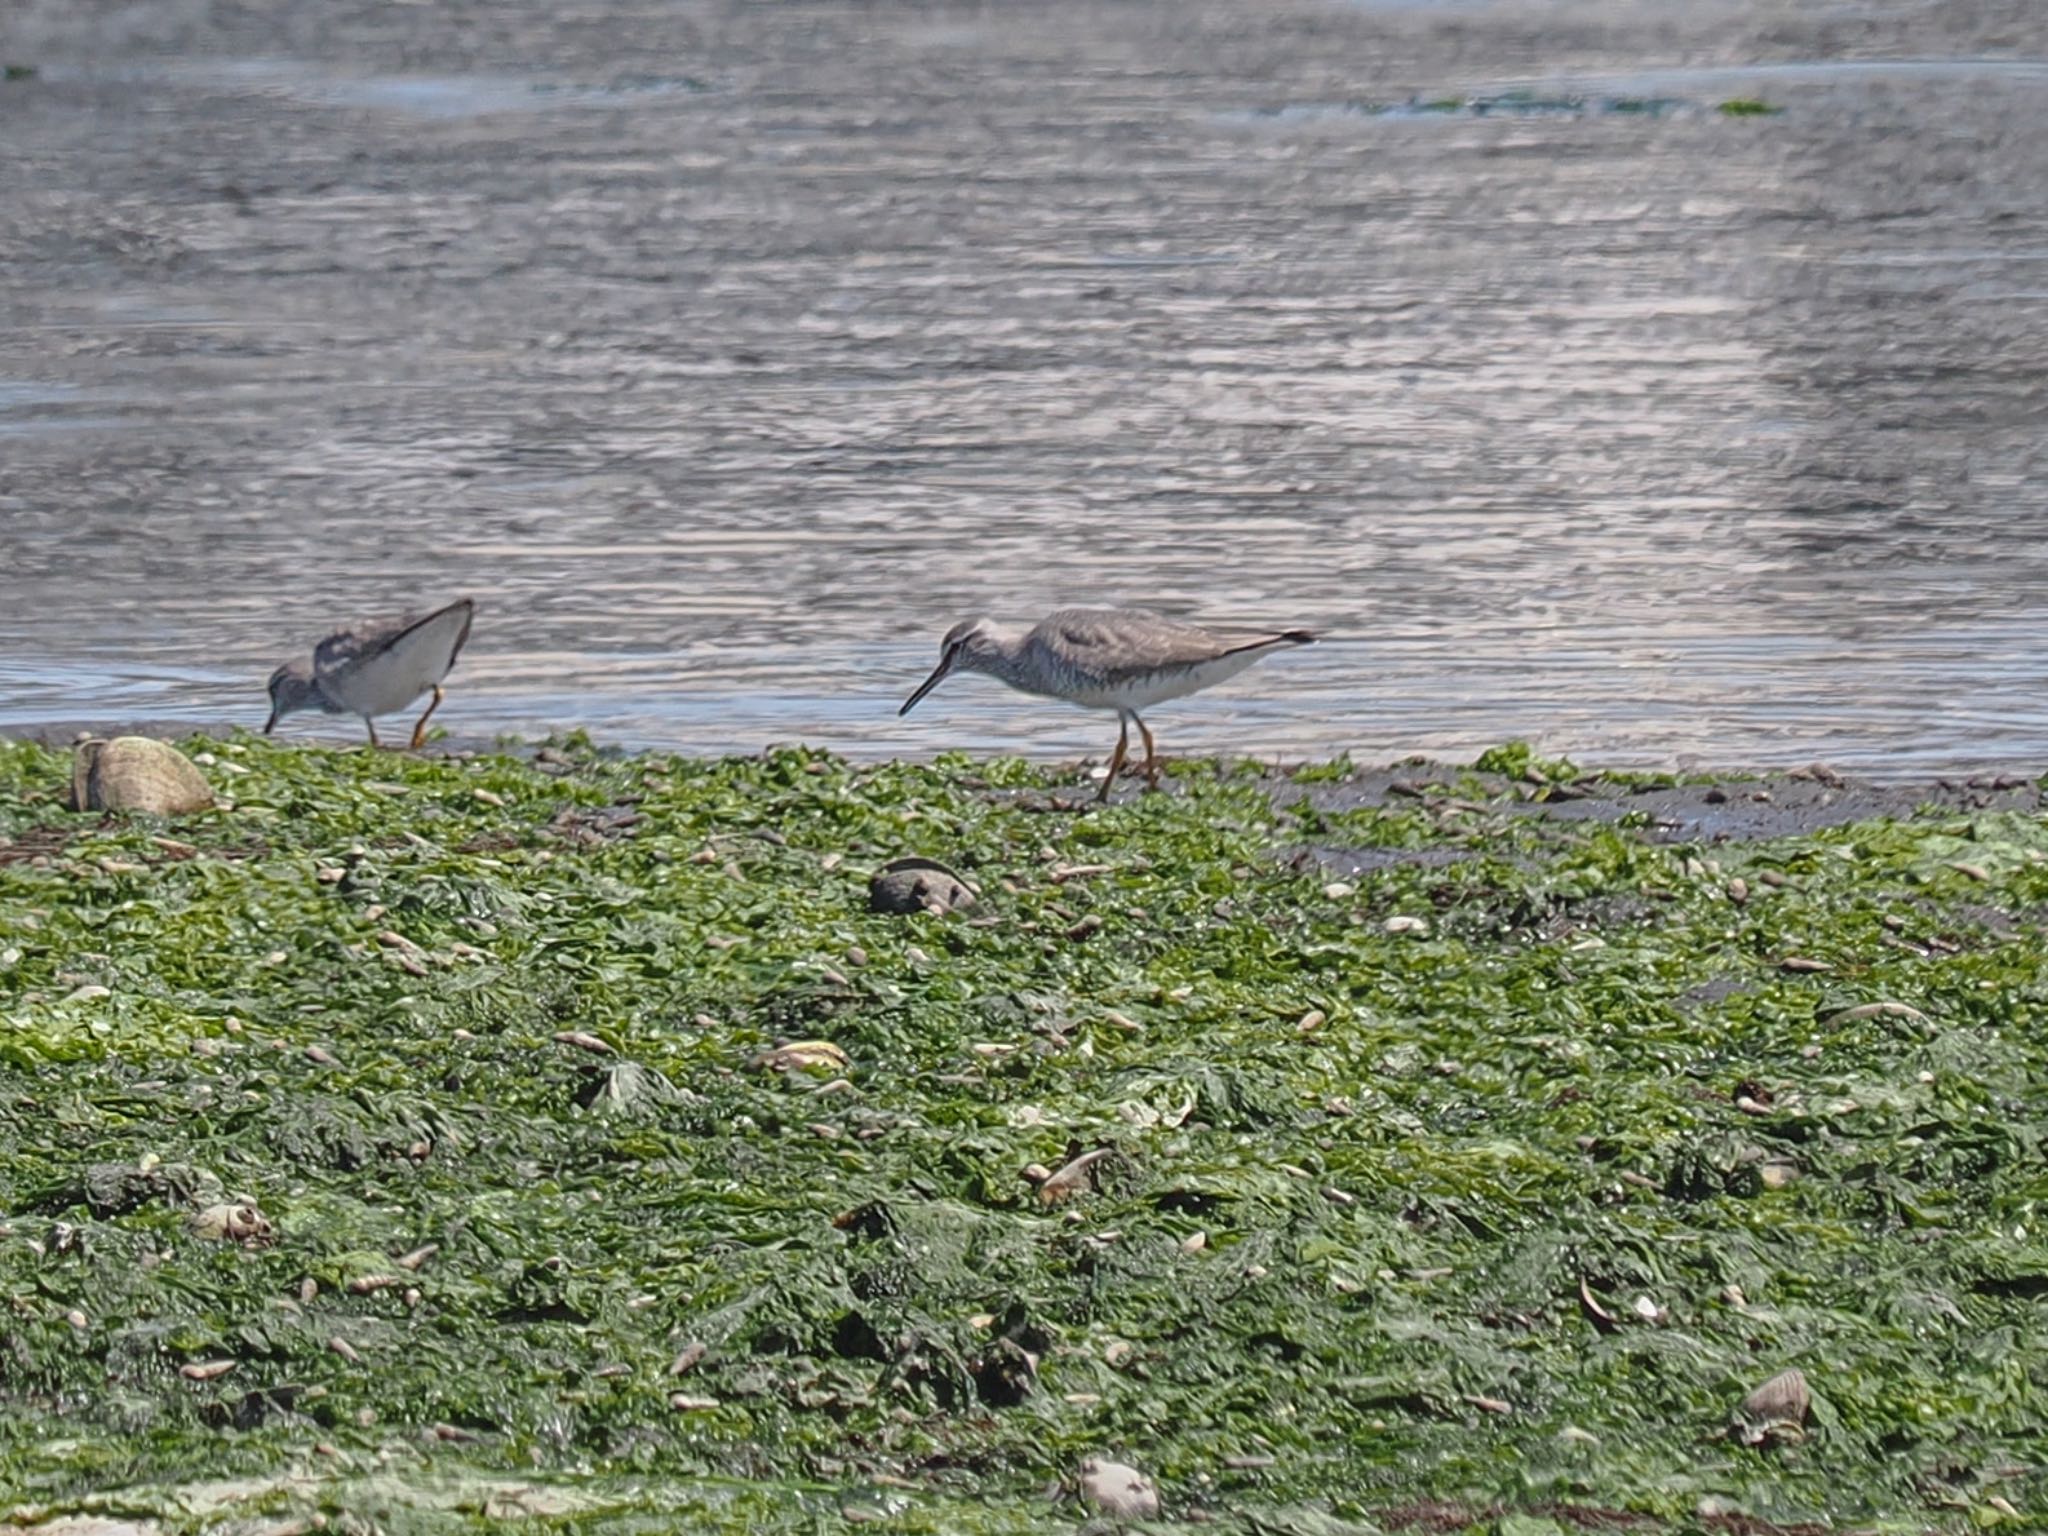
(1044, 611), (1248, 683)
(313, 618), (403, 678)
(314, 602), (474, 681)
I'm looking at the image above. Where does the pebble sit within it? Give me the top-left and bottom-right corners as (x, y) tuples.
(868, 856), (975, 915)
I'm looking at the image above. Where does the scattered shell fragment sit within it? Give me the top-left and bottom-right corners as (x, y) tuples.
(1735, 1367), (1812, 1445)
(395, 1244), (439, 1271)
(1821, 1000), (1928, 1026)
(190, 1202), (275, 1245)
(751, 1039), (849, 1073)
(1079, 1458), (1159, 1519)
(1578, 1278), (1617, 1332)
(347, 1274), (402, 1295)
(1778, 956), (1831, 973)
(1322, 882), (1355, 899)
(65, 1309), (88, 1330)
(327, 1337), (363, 1364)
(1383, 915), (1429, 935)
(553, 1030), (613, 1055)
(669, 1393), (719, 1412)
(180, 1359), (238, 1381)
(668, 1342), (707, 1376)
(1033, 1147), (1118, 1205)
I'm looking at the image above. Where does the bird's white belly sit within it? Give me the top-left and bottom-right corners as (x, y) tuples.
(324, 616), (465, 718)
(1060, 651), (1266, 712)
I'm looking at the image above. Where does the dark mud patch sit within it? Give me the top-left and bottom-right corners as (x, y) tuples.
(1286, 843), (1471, 878)
(1279, 759), (2043, 844)
(1381, 1504), (1830, 1536)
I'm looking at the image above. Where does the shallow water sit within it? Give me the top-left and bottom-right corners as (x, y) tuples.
(2, 0), (2046, 770)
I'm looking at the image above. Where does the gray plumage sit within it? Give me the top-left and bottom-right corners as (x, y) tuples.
(265, 598), (475, 748)
(901, 606), (1316, 802)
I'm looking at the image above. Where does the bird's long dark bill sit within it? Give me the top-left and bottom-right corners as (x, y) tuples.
(899, 658), (953, 716)
(262, 708), (279, 736)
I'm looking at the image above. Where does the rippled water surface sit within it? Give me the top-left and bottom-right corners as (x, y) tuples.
(3, 0), (2046, 769)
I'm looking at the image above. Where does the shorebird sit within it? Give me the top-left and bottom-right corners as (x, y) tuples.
(264, 598), (476, 749)
(900, 607), (1315, 802)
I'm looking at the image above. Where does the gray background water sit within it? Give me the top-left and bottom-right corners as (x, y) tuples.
(3, 0), (2045, 769)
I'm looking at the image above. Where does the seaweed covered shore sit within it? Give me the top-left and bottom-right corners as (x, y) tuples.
(1, 737), (2045, 1534)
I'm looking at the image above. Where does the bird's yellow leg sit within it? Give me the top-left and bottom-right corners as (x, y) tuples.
(1136, 716), (1160, 789)
(1096, 717), (1130, 803)
(409, 685), (446, 750)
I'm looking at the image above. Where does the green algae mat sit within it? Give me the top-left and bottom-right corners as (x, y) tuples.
(1, 738), (2044, 1535)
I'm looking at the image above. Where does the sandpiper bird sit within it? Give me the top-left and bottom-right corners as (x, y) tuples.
(900, 607), (1315, 802)
(264, 598), (475, 749)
